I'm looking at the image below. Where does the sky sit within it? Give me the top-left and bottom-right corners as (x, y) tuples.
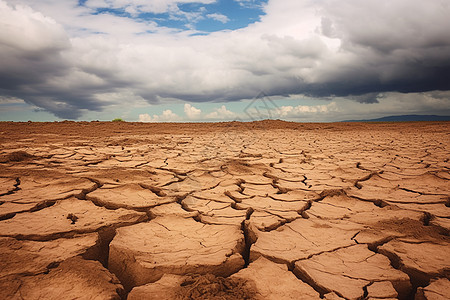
(0, 0), (450, 122)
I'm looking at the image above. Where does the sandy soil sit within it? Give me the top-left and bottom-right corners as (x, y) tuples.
(0, 120), (449, 300)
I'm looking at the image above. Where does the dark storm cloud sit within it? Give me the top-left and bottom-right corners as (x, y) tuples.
(307, 0), (450, 99)
(1, 0), (449, 119)
(0, 43), (110, 119)
(0, 1), (106, 119)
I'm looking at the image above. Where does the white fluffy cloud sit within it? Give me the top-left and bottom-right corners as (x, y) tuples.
(207, 13), (229, 23)
(0, 2), (68, 51)
(84, 0), (216, 14)
(1, 0), (450, 119)
(138, 113), (152, 122)
(138, 109), (180, 122)
(184, 103), (202, 119)
(275, 92), (450, 122)
(234, 0), (263, 9)
(278, 102), (338, 118)
(205, 105), (236, 119)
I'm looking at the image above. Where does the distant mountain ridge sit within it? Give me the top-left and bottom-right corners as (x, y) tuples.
(342, 115), (450, 122)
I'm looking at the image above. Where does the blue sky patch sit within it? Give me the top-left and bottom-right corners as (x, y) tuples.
(193, 0), (267, 32)
(78, 0), (268, 33)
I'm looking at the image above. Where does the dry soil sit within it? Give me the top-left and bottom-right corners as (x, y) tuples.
(0, 120), (449, 300)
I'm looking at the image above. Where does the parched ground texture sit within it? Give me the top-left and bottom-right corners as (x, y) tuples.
(0, 120), (449, 300)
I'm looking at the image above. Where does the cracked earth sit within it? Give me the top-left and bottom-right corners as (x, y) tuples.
(0, 120), (449, 300)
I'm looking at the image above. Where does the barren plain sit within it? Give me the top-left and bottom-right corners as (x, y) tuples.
(0, 120), (449, 300)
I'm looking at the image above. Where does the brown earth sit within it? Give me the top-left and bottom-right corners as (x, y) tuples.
(0, 120), (449, 300)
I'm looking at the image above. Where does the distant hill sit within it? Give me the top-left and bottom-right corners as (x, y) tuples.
(342, 115), (450, 122)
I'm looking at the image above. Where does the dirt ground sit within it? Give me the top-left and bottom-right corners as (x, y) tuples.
(0, 120), (449, 300)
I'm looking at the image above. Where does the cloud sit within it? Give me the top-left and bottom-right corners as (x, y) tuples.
(84, 0), (216, 15)
(332, 92), (450, 121)
(84, 0), (216, 29)
(1, 0), (450, 119)
(0, 1), (70, 90)
(276, 92), (450, 122)
(0, 1), (111, 119)
(207, 13), (229, 24)
(277, 102), (338, 118)
(206, 105), (236, 119)
(138, 113), (152, 122)
(306, 0), (450, 97)
(184, 103), (202, 119)
(0, 96), (26, 104)
(138, 109), (180, 122)
(234, 0), (265, 9)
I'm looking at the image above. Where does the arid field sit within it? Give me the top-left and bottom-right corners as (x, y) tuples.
(0, 120), (449, 300)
